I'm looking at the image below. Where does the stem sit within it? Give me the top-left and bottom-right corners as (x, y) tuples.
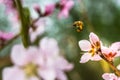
(98, 50), (120, 76)
(15, 0), (30, 48)
(0, 33), (20, 51)
(0, 56), (12, 68)
(108, 61), (120, 76)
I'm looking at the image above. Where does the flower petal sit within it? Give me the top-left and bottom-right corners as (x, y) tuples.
(102, 73), (118, 80)
(101, 46), (111, 55)
(80, 53), (91, 63)
(44, 4), (55, 16)
(2, 67), (25, 80)
(55, 57), (73, 71)
(26, 46), (40, 63)
(39, 37), (59, 57)
(11, 44), (28, 66)
(38, 68), (56, 80)
(56, 70), (67, 80)
(110, 42), (120, 52)
(29, 76), (39, 80)
(78, 40), (91, 51)
(89, 32), (100, 46)
(91, 54), (102, 61)
(30, 18), (45, 42)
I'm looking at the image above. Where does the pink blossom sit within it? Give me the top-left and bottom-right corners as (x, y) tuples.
(33, 4), (55, 17)
(101, 42), (120, 61)
(110, 42), (120, 56)
(102, 73), (120, 80)
(78, 32), (102, 63)
(0, 0), (17, 14)
(0, 0), (3, 3)
(33, 4), (41, 16)
(43, 4), (55, 16)
(29, 18), (45, 42)
(0, 31), (14, 40)
(39, 37), (73, 80)
(58, 0), (74, 19)
(2, 37), (73, 80)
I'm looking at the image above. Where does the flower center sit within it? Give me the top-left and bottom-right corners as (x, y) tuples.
(23, 63), (38, 77)
(89, 45), (96, 56)
(104, 52), (117, 61)
(89, 43), (100, 56)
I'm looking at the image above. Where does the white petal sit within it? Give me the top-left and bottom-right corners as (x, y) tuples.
(110, 42), (120, 51)
(55, 57), (73, 71)
(80, 53), (91, 63)
(101, 46), (111, 55)
(29, 76), (39, 80)
(38, 68), (56, 80)
(118, 78), (120, 80)
(102, 73), (117, 80)
(78, 40), (91, 51)
(56, 70), (67, 80)
(89, 32), (100, 46)
(26, 46), (39, 63)
(2, 67), (25, 80)
(91, 54), (102, 61)
(39, 37), (59, 56)
(30, 24), (45, 42)
(11, 44), (28, 66)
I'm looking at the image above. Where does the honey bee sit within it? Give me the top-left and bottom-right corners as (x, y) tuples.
(73, 21), (83, 32)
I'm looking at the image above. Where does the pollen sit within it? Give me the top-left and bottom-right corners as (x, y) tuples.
(23, 63), (38, 77)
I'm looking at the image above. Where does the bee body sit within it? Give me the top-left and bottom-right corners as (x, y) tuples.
(73, 21), (83, 32)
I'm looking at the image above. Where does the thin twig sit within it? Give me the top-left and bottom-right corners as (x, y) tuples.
(0, 33), (20, 51)
(0, 56), (12, 68)
(98, 49), (120, 76)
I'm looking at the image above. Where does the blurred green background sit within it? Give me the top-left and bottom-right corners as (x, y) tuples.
(0, 0), (120, 80)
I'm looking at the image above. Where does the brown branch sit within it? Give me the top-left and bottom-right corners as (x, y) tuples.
(98, 49), (120, 76)
(0, 33), (20, 51)
(0, 56), (12, 68)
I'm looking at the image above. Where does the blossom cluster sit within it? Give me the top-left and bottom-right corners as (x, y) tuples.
(0, 31), (14, 49)
(0, 0), (74, 43)
(2, 37), (73, 80)
(78, 32), (120, 80)
(0, 0), (75, 80)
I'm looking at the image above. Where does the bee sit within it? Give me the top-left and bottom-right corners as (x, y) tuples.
(73, 21), (83, 32)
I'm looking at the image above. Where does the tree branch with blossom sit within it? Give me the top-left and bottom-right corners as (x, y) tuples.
(78, 32), (120, 78)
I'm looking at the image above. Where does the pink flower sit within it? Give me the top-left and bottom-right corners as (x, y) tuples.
(2, 44), (41, 80)
(102, 73), (120, 80)
(110, 42), (120, 56)
(39, 37), (73, 80)
(33, 4), (55, 17)
(0, 31), (14, 40)
(78, 32), (102, 63)
(2, 37), (73, 80)
(101, 42), (120, 61)
(1, 0), (17, 14)
(29, 18), (45, 42)
(0, 0), (3, 3)
(58, 0), (74, 19)
(43, 4), (55, 16)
